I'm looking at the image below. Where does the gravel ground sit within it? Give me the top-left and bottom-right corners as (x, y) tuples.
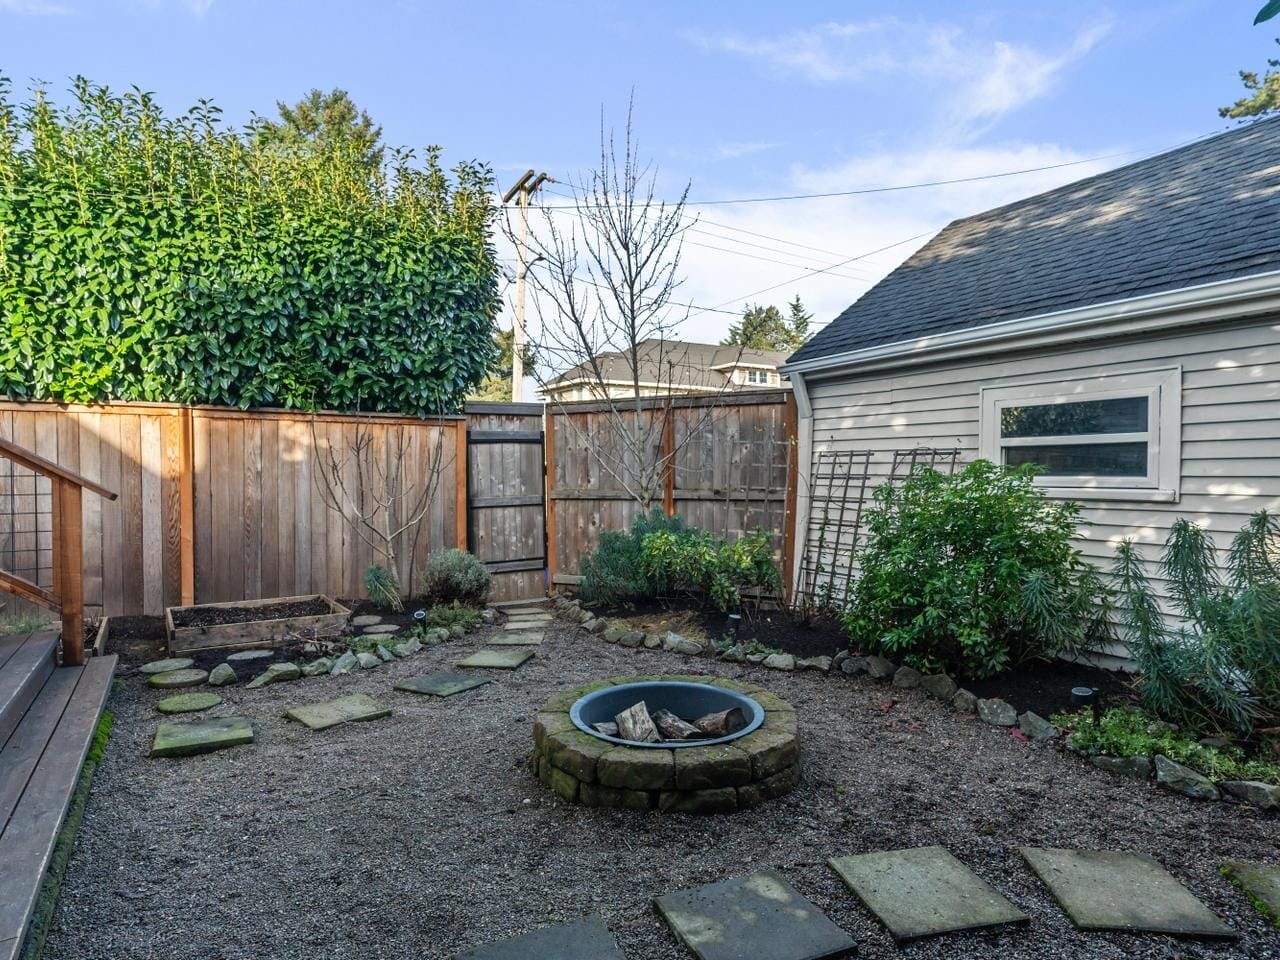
(44, 618), (1280, 960)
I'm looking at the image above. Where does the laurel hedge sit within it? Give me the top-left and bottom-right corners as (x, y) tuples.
(0, 77), (499, 415)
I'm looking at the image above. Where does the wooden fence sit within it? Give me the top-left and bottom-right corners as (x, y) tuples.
(546, 390), (798, 589)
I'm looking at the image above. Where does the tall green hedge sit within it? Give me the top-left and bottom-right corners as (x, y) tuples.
(0, 78), (499, 415)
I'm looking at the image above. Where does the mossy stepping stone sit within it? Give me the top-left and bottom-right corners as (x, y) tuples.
(362, 623), (401, 635)
(148, 668), (209, 689)
(351, 614), (383, 627)
(395, 672), (492, 698)
(656, 869), (856, 960)
(457, 648), (534, 670)
(156, 692), (222, 715)
(285, 692), (391, 731)
(488, 631), (544, 646)
(140, 657), (194, 674)
(1222, 860), (1280, 925)
(456, 916), (624, 960)
(226, 649), (274, 662)
(829, 846), (1027, 941)
(150, 717), (254, 758)
(1020, 848), (1236, 939)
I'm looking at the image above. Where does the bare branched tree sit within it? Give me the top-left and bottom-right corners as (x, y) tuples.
(311, 415), (452, 600)
(510, 98), (743, 509)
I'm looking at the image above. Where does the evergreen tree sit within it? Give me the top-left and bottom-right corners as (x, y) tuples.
(255, 88), (384, 168)
(722, 297), (812, 351)
(788, 295), (812, 345)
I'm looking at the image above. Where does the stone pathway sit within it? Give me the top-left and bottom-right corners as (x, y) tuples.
(285, 693), (391, 731)
(147, 668), (209, 689)
(155, 692), (222, 715)
(456, 648), (534, 670)
(1221, 861), (1280, 925)
(395, 672), (492, 698)
(140, 657), (194, 675)
(150, 717), (254, 758)
(487, 630), (544, 646)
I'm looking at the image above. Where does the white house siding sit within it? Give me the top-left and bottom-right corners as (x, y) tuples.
(800, 315), (1280, 620)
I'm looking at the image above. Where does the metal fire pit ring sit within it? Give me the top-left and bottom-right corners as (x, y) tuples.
(570, 680), (765, 748)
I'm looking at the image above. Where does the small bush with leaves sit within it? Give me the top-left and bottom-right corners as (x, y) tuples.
(1053, 707), (1280, 785)
(420, 602), (483, 632)
(640, 528), (781, 613)
(1113, 511), (1280, 736)
(419, 549), (490, 605)
(578, 508), (688, 605)
(842, 460), (1110, 679)
(363, 564), (403, 612)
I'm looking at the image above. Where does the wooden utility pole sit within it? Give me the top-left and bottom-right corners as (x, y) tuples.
(502, 170), (552, 402)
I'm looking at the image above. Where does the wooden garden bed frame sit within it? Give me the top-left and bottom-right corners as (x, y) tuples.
(164, 593), (351, 655)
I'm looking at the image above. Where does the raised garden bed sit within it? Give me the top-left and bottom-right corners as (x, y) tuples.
(164, 594), (350, 655)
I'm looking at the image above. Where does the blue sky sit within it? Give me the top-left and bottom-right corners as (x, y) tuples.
(0, 0), (1271, 345)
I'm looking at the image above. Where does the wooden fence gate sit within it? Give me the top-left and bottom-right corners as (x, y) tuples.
(463, 403), (547, 603)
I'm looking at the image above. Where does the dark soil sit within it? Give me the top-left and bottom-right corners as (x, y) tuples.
(169, 597), (333, 628)
(339, 597), (430, 633)
(98, 615), (166, 666)
(966, 658), (1136, 718)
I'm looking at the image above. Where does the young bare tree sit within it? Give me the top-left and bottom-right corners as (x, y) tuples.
(311, 415), (453, 607)
(510, 99), (743, 509)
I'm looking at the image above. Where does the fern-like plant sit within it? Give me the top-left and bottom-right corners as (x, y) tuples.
(1113, 511), (1280, 735)
(363, 564), (403, 612)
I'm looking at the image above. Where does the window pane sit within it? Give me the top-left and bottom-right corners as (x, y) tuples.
(1001, 397), (1148, 438)
(1005, 442), (1148, 477)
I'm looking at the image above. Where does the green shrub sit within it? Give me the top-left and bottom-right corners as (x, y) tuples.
(0, 77), (499, 414)
(419, 549), (490, 605)
(1112, 511), (1280, 735)
(363, 564), (403, 612)
(421, 602), (482, 632)
(578, 508), (686, 605)
(842, 460), (1110, 678)
(640, 528), (781, 613)
(1053, 707), (1280, 785)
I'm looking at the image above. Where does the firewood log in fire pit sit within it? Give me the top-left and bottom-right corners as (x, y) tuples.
(651, 708), (704, 741)
(593, 721), (619, 737)
(614, 701), (661, 743)
(693, 707), (748, 737)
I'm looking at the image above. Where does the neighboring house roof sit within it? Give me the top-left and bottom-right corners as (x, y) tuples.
(788, 117), (1280, 367)
(545, 339), (789, 390)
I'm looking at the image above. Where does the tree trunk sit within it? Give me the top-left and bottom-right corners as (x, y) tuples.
(693, 707), (747, 737)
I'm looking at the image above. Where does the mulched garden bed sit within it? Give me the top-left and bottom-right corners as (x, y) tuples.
(46, 619), (1280, 960)
(965, 658), (1135, 718)
(169, 597), (333, 628)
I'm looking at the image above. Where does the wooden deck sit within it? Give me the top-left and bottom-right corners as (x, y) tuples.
(0, 632), (115, 960)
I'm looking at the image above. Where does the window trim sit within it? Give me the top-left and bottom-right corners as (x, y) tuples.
(978, 366), (1182, 503)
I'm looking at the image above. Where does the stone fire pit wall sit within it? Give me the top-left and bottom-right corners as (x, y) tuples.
(532, 675), (800, 814)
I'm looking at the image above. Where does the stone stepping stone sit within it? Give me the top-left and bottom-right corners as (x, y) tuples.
(156, 692), (222, 715)
(656, 869), (856, 960)
(829, 846), (1027, 942)
(506, 614), (551, 623)
(1221, 860), (1280, 924)
(1019, 848), (1236, 939)
(140, 657), (195, 675)
(151, 717), (254, 758)
(226, 649), (274, 662)
(362, 623), (401, 635)
(488, 631), (544, 646)
(285, 692), (391, 731)
(455, 916), (624, 960)
(457, 648), (534, 670)
(395, 672), (492, 698)
(148, 668), (209, 689)
(351, 614), (383, 627)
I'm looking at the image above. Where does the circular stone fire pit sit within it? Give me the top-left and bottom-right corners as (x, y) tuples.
(532, 675), (799, 814)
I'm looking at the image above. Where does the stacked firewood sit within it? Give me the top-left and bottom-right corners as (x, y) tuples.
(593, 701), (747, 743)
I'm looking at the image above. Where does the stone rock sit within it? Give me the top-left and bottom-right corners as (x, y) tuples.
(148, 668), (209, 689)
(720, 645), (746, 663)
(1199, 735), (1231, 750)
(892, 665), (921, 689)
(865, 656), (896, 680)
(362, 623), (401, 635)
(246, 662), (301, 689)
(330, 651), (359, 675)
(376, 644), (397, 662)
(225, 649), (274, 662)
(920, 674), (958, 700)
(1092, 755), (1153, 780)
(355, 651), (382, 670)
(643, 633), (662, 649)
(449, 624), (466, 639)
(597, 747), (675, 791)
(585, 618), (608, 635)
(156, 692), (222, 714)
(763, 653), (795, 671)
(977, 698), (1017, 726)
(481, 608), (497, 624)
(1221, 780), (1280, 810)
(456, 648), (534, 670)
(746, 653), (767, 664)
(832, 650), (851, 671)
(351, 614), (382, 627)
(840, 656), (868, 676)
(1155, 754), (1219, 800)
(207, 663), (237, 687)
(951, 688), (978, 713)
(140, 657), (195, 675)
(796, 655), (832, 673)
(618, 630), (645, 649)
(301, 658), (333, 677)
(392, 638), (423, 658)
(285, 692), (391, 731)
(1018, 711), (1060, 741)
(1147, 720), (1179, 735)
(603, 627), (626, 644)
(150, 717), (253, 758)
(397, 672), (491, 698)
(662, 631), (704, 656)
(428, 627), (450, 644)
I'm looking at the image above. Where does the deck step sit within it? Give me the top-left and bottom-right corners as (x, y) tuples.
(0, 656), (116, 960)
(0, 632), (58, 748)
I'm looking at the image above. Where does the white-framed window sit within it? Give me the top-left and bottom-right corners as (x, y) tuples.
(978, 367), (1182, 502)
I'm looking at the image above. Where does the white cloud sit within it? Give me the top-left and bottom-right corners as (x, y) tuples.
(0, 0), (71, 13)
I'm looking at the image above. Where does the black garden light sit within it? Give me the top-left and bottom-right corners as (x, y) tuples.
(726, 613), (743, 645)
(1071, 686), (1100, 723)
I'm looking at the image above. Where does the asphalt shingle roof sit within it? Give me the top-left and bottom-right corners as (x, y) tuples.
(788, 117), (1280, 366)
(547, 339), (788, 388)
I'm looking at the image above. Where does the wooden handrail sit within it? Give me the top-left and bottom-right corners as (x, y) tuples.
(0, 438), (117, 665)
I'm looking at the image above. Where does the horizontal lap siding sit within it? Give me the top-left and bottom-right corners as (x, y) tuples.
(802, 316), (1280, 609)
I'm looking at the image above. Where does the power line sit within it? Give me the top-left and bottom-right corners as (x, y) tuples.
(683, 238), (874, 283)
